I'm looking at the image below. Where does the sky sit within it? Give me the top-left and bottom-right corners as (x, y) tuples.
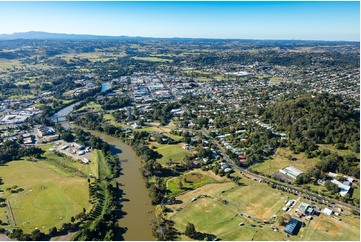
(0, 1), (359, 41)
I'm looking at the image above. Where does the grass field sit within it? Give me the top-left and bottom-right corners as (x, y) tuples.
(167, 172), (217, 197)
(318, 144), (360, 158)
(0, 159), (91, 233)
(40, 144), (98, 178)
(76, 101), (102, 112)
(153, 143), (190, 166)
(131, 56), (172, 63)
(103, 113), (119, 126)
(0, 58), (22, 71)
(167, 170), (360, 241)
(301, 214), (360, 241)
(250, 147), (320, 175)
(171, 197), (290, 241)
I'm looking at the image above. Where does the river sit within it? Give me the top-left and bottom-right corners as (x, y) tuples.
(79, 127), (155, 240)
(56, 103), (154, 240)
(51, 103), (77, 122)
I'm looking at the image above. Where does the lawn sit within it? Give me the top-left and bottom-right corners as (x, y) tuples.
(0, 159), (91, 233)
(167, 172), (217, 197)
(153, 143), (190, 166)
(250, 147), (320, 176)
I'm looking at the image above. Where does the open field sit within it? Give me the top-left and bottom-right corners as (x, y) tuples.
(167, 172), (217, 197)
(301, 214), (360, 241)
(318, 144), (360, 158)
(167, 170), (360, 241)
(0, 159), (91, 233)
(167, 169), (360, 241)
(0, 58), (22, 71)
(152, 142), (190, 166)
(131, 56), (172, 63)
(55, 52), (127, 63)
(171, 197), (290, 241)
(250, 147), (320, 176)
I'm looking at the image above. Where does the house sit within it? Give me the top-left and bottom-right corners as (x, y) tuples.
(284, 218), (302, 235)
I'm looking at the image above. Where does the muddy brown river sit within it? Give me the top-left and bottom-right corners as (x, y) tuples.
(63, 123), (154, 241)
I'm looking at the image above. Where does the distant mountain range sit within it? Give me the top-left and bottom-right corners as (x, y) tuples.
(0, 31), (149, 40)
(0, 31), (358, 43)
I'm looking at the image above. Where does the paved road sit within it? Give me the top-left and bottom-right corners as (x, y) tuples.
(200, 128), (359, 212)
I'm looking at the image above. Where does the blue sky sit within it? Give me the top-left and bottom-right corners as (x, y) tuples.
(0, 1), (359, 41)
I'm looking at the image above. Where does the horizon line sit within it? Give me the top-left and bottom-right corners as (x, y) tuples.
(0, 31), (359, 42)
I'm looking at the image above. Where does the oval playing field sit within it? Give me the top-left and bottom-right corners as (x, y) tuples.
(0, 159), (91, 233)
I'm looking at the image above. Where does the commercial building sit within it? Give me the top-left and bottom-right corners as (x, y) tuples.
(280, 166), (303, 179)
(284, 218), (302, 235)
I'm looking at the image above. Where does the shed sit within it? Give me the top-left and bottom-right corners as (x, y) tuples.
(322, 207), (333, 216)
(284, 218), (302, 235)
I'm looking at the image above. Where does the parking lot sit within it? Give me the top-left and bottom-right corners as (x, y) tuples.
(50, 140), (93, 163)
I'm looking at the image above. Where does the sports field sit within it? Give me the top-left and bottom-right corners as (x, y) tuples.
(0, 159), (91, 233)
(171, 197), (291, 241)
(167, 171), (360, 241)
(301, 214), (360, 241)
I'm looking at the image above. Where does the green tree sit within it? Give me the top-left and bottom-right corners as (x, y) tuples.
(185, 223), (197, 238)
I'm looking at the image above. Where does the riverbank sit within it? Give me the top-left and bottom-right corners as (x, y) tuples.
(64, 123), (155, 240)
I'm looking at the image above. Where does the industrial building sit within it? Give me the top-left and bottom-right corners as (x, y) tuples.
(284, 218), (302, 235)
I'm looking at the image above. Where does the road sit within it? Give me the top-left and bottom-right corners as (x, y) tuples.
(200, 128), (359, 212)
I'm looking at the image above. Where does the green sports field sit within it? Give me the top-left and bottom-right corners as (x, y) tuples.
(0, 152), (92, 233)
(171, 197), (291, 241)
(167, 171), (360, 241)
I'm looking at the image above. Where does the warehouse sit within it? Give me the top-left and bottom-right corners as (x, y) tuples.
(284, 218), (302, 235)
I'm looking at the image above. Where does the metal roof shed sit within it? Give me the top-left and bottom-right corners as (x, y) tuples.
(284, 218), (302, 235)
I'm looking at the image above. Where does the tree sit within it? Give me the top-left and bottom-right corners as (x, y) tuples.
(31, 229), (45, 241)
(185, 223), (197, 238)
(48, 227), (57, 236)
